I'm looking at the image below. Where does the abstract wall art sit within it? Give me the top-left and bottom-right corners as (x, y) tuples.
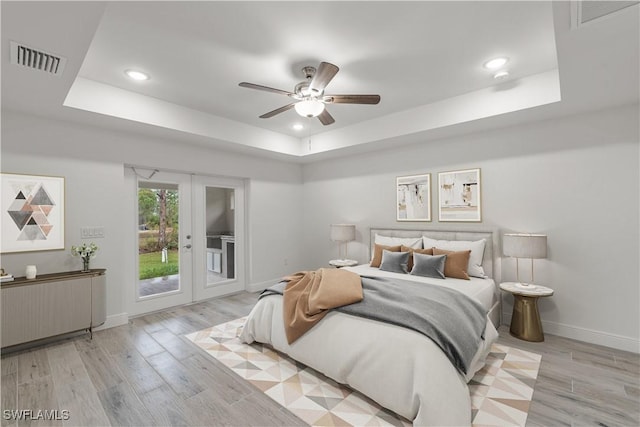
(396, 173), (431, 221)
(438, 168), (482, 222)
(1, 173), (65, 253)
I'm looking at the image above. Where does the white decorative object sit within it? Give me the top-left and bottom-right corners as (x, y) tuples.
(330, 224), (356, 262)
(25, 265), (37, 279)
(503, 233), (547, 285)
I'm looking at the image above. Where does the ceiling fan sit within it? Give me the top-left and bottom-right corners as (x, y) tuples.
(239, 62), (380, 125)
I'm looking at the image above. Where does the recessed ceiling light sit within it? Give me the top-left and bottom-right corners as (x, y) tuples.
(292, 123), (304, 131)
(483, 57), (509, 70)
(493, 70), (510, 80)
(125, 69), (150, 81)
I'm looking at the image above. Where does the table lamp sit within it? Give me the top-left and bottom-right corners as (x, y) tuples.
(503, 233), (547, 286)
(330, 224), (356, 261)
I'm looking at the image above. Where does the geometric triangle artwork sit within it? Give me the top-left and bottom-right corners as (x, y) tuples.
(186, 318), (541, 427)
(6, 181), (56, 241)
(40, 224), (54, 236)
(31, 184), (55, 206)
(8, 198), (26, 211)
(17, 224), (47, 240)
(7, 210), (32, 230)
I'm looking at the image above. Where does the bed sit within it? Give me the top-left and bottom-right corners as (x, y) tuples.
(240, 228), (500, 426)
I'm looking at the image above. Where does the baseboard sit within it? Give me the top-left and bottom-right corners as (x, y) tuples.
(94, 312), (128, 331)
(246, 278), (280, 293)
(502, 312), (639, 353)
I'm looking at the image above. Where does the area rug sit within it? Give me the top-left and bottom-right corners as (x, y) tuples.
(186, 318), (541, 427)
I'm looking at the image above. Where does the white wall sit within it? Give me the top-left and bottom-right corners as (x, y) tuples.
(2, 105), (638, 352)
(301, 105), (639, 352)
(0, 111), (305, 324)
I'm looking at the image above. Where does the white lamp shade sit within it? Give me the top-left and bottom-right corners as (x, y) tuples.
(330, 224), (355, 242)
(295, 99), (325, 117)
(503, 233), (547, 259)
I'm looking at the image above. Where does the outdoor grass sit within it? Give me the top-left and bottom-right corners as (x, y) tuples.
(139, 250), (179, 279)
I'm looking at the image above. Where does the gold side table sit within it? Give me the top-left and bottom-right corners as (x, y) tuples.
(500, 282), (554, 342)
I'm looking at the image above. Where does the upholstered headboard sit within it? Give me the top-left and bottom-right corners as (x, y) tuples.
(369, 228), (496, 280)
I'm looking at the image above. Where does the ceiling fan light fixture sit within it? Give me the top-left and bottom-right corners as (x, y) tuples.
(295, 99), (325, 117)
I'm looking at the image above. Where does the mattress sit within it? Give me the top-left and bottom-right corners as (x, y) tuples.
(240, 265), (499, 425)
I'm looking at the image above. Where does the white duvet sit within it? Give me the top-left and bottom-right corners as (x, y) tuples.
(240, 268), (499, 426)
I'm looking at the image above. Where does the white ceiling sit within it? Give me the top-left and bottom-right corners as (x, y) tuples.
(1, 1), (638, 162)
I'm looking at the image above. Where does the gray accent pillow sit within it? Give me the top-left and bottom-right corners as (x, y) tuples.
(379, 249), (410, 274)
(410, 253), (447, 279)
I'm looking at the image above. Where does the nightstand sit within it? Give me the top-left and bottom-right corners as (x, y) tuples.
(500, 282), (554, 342)
(329, 259), (358, 268)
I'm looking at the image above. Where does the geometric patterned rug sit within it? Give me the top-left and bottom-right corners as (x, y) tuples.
(186, 318), (541, 427)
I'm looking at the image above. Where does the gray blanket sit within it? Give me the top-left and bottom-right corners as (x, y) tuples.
(261, 275), (487, 375)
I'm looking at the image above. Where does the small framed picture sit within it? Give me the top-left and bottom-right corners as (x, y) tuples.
(1, 173), (65, 253)
(438, 168), (481, 222)
(396, 173), (431, 221)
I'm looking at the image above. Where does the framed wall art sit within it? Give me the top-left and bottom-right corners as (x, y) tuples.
(438, 168), (481, 222)
(1, 173), (65, 253)
(396, 173), (431, 221)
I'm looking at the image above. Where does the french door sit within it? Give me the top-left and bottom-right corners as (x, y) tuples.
(192, 174), (245, 301)
(126, 168), (244, 316)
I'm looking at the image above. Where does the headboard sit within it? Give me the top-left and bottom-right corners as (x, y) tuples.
(369, 228), (496, 280)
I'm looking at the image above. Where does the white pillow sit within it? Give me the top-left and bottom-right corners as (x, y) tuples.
(375, 234), (422, 249)
(422, 237), (487, 278)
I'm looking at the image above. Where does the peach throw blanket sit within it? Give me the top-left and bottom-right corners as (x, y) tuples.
(283, 268), (363, 344)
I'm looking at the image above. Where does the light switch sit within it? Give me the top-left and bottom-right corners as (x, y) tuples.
(81, 226), (105, 239)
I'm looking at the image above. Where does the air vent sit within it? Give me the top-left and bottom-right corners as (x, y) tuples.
(10, 41), (67, 76)
(572, 1), (639, 28)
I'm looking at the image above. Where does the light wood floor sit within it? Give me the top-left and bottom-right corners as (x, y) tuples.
(2, 292), (638, 426)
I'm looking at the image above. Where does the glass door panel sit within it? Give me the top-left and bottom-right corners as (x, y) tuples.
(129, 170), (192, 316)
(137, 182), (180, 298)
(193, 175), (244, 301)
(205, 187), (235, 284)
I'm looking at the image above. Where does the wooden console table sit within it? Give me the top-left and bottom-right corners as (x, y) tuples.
(1, 269), (106, 348)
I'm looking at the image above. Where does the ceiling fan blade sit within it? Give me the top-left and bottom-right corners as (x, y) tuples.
(318, 109), (335, 126)
(239, 82), (294, 97)
(309, 62), (339, 93)
(325, 94), (381, 104)
(259, 103), (296, 119)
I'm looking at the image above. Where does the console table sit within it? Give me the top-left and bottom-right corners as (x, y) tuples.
(1, 269), (106, 348)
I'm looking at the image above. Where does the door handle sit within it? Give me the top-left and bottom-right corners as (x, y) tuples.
(183, 244), (192, 249)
